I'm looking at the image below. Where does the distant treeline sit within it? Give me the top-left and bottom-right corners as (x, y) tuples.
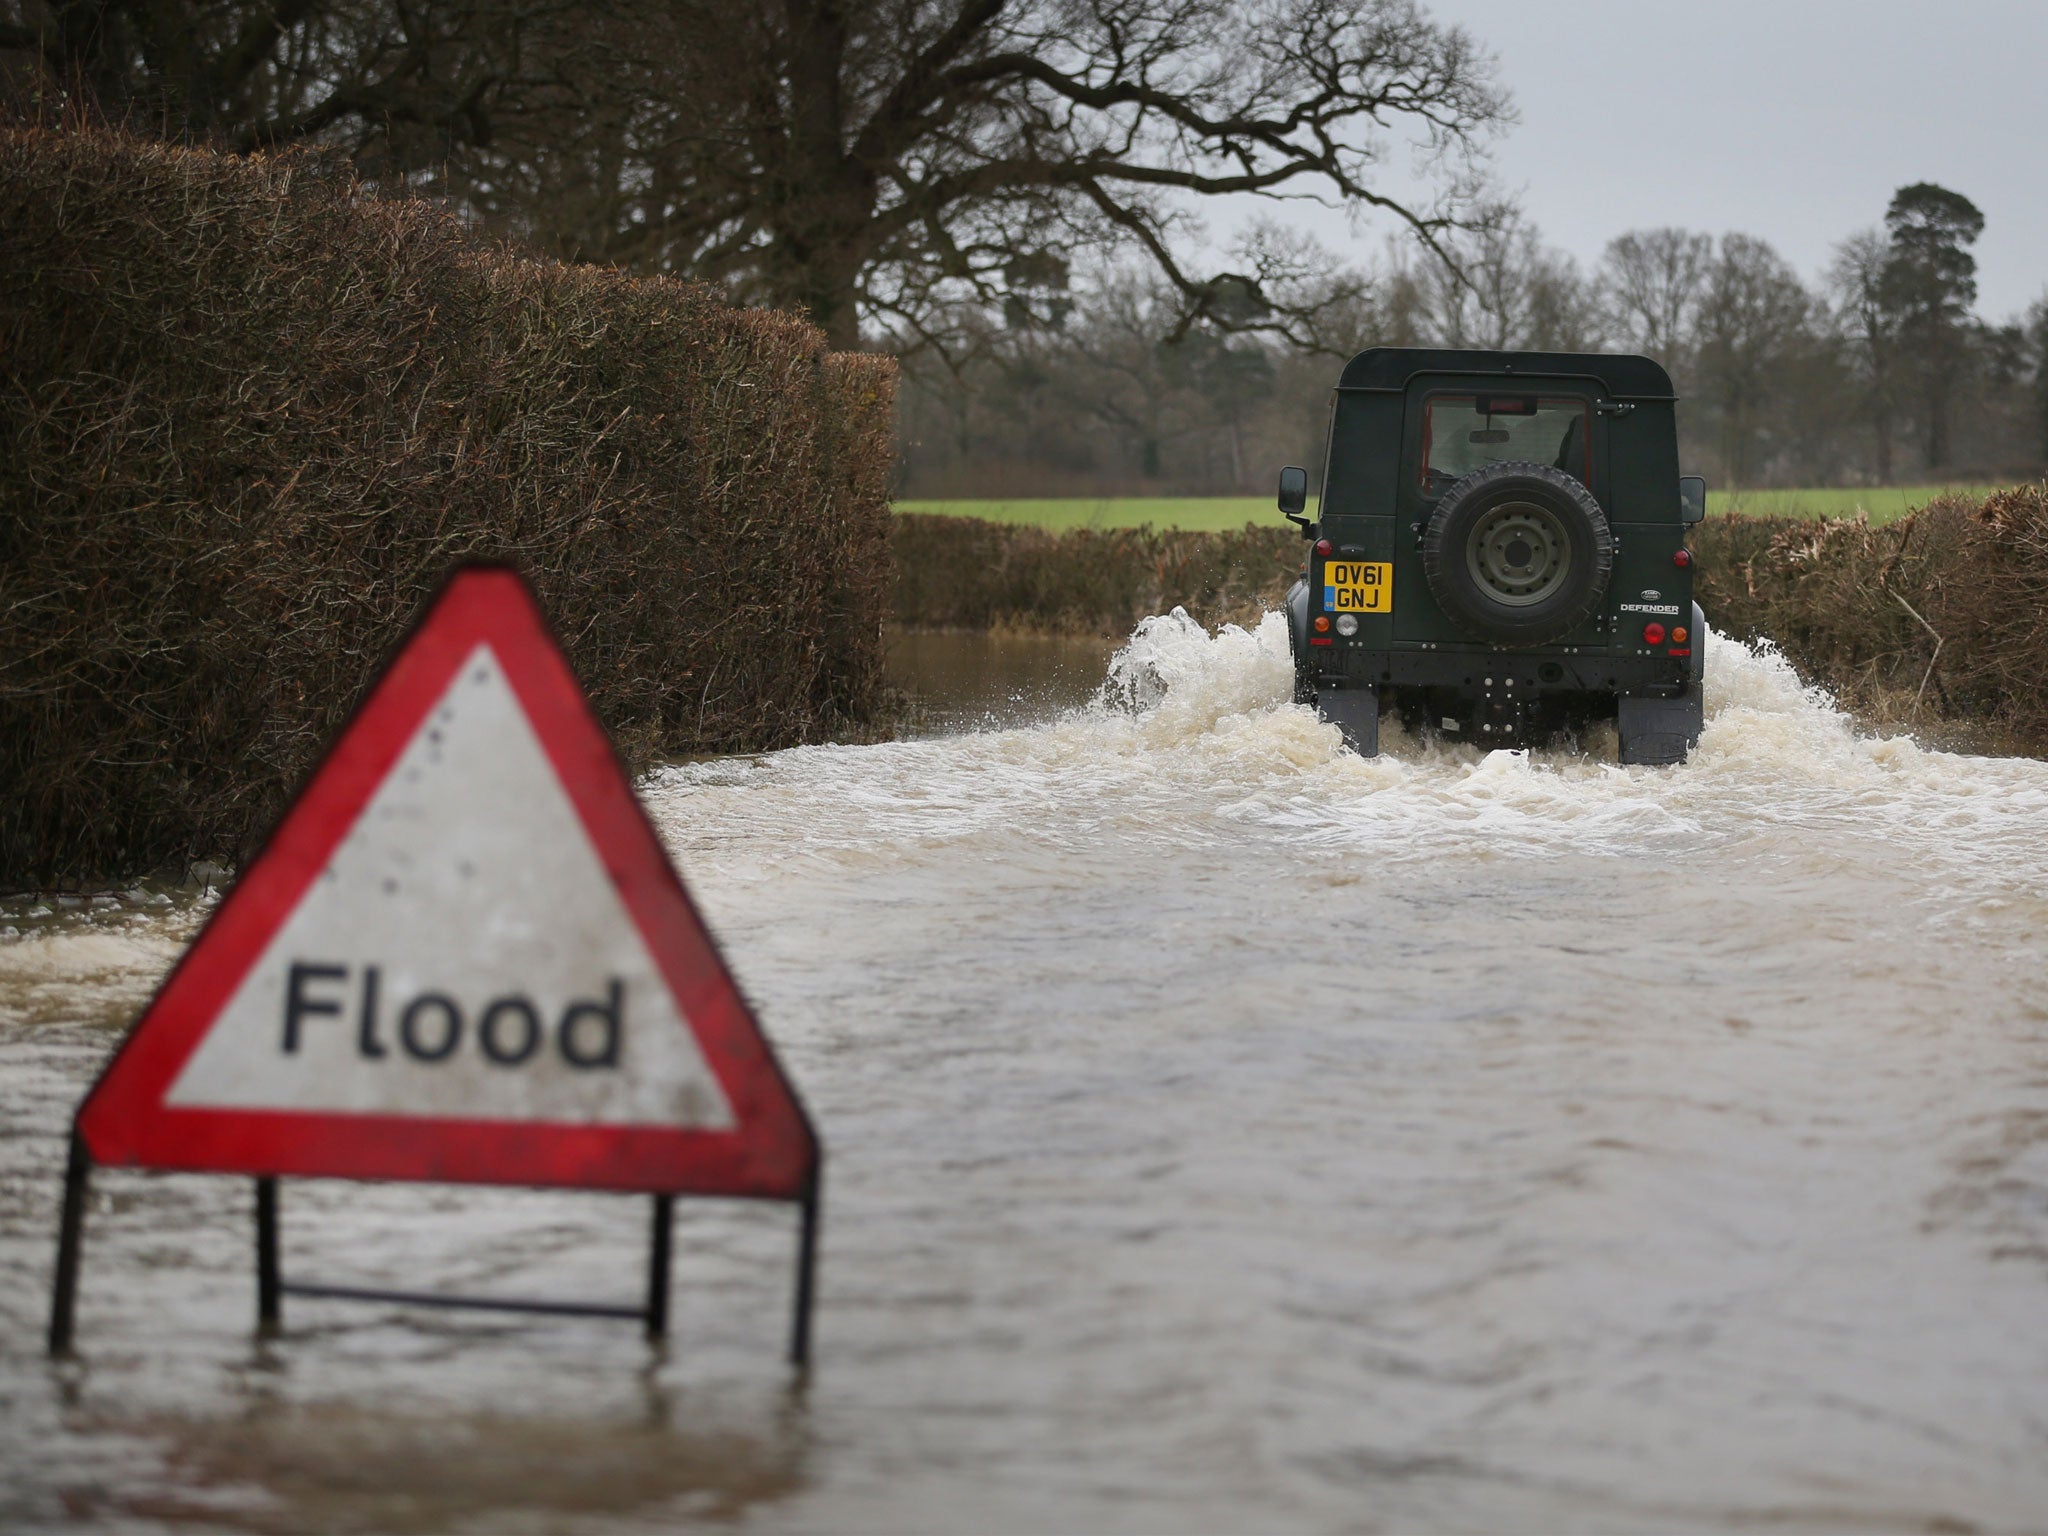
(898, 190), (2047, 500)
(892, 485), (2048, 757)
(1, 125), (895, 886)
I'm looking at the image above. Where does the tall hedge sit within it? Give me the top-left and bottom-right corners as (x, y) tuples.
(891, 515), (1302, 634)
(891, 490), (2048, 755)
(0, 126), (895, 886)
(1690, 486), (2048, 752)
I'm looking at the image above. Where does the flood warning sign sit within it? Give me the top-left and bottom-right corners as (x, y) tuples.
(163, 644), (732, 1130)
(75, 567), (815, 1199)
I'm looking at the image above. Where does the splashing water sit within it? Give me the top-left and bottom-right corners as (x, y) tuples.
(4, 614), (2048, 1533)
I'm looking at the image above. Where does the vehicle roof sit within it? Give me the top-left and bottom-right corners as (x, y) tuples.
(1337, 347), (1675, 399)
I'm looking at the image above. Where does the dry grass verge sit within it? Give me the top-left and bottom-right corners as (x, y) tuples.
(1690, 486), (2048, 755)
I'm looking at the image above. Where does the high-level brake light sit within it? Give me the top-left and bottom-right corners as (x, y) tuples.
(1315, 538), (1334, 557)
(1673, 548), (1693, 569)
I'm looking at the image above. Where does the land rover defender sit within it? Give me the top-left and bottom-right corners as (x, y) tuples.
(1280, 347), (1707, 764)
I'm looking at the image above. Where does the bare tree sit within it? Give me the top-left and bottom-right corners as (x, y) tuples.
(7, 1), (1505, 353)
(461, 0), (1508, 349)
(1418, 203), (1521, 348)
(1417, 204), (1598, 352)
(1829, 228), (1900, 483)
(1693, 233), (1812, 487)
(0, 0), (570, 168)
(1060, 271), (1211, 480)
(1521, 247), (1601, 352)
(1600, 227), (1710, 366)
(2032, 293), (2048, 466)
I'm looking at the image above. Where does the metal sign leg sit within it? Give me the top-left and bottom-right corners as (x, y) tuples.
(255, 1178), (281, 1334)
(790, 1173), (821, 1369)
(645, 1194), (674, 1340)
(47, 1134), (93, 1356)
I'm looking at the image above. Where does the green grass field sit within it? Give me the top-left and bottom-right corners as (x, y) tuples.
(895, 484), (2010, 532)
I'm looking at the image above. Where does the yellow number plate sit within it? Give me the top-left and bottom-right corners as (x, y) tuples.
(1322, 561), (1393, 614)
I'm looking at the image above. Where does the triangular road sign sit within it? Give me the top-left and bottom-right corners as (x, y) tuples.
(75, 566), (817, 1199)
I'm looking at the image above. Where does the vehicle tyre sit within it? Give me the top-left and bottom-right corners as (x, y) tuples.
(1285, 578), (1310, 657)
(1284, 578), (1314, 704)
(1421, 460), (1614, 646)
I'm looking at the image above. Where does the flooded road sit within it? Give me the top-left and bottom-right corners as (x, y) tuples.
(5, 614), (2048, 1532)
(884, 626), (1117, 736)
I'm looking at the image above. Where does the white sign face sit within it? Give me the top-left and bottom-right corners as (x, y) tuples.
(167, 643), (735, 1129)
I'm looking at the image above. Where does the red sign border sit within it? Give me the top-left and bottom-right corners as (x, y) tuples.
(74, 565), (819, 1200)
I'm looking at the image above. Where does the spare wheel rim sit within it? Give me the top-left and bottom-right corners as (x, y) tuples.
(1465, 499), (1573, 608)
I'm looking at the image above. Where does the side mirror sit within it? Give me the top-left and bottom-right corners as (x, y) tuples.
(1679, 475), (1706, 525)
(1277, 465), (1311, 535)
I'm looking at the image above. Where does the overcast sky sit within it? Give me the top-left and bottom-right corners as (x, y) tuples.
(1246, 0), (2047, 321)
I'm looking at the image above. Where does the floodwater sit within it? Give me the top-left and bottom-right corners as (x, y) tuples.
(5, 613), (2048, 1533)
(884, 626), (1117, 735)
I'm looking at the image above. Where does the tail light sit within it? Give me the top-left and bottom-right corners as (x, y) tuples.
(1673, 549), (1693, 569)
(1315, 538), (1334, 557)
(1643, 622), (1666, 645)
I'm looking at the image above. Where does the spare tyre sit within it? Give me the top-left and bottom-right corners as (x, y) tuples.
(1421, 460), (1614, 646)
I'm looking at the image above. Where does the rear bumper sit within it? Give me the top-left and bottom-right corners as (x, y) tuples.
(1300, 644), (1690, 698)
(1286, 581), (1700, 701)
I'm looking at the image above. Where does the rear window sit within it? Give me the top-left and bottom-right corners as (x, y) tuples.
(1422, 394), (1590, 496)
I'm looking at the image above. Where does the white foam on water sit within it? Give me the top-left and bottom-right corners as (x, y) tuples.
(0, 926), (185, 982)
(652, 609), (2048, 916)
(0, 918), (197, 1026)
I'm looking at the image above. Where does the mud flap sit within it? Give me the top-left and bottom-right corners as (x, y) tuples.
(1317, 686), (1379, 757)
(1617, 682), (1703, 766)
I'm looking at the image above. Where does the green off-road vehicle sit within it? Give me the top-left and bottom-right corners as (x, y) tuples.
(1280, 347), (1707, 764)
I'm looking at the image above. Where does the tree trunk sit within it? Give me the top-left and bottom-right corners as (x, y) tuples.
(1722, 392), (1747, 491)
(1926, 373), (1950, 470)
(772, 0), (872, 351)
(811, 264), (866, 351)
(775, 245), (865, 350)
(1867, 338), (1896, 484)
(2037, 366), (2048, 464)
